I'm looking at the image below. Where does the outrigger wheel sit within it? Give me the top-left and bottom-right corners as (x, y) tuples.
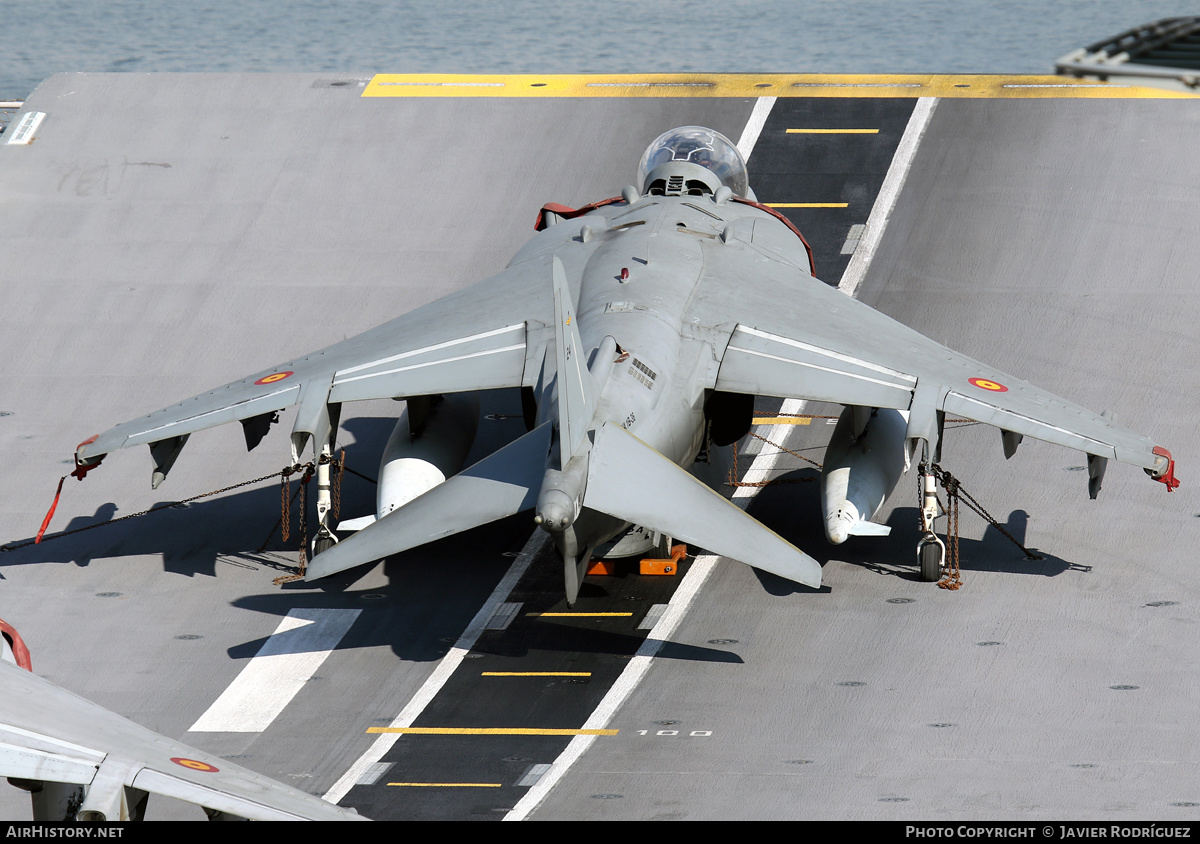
(312, 527), (338, 557)
(917, 532), (945, 583)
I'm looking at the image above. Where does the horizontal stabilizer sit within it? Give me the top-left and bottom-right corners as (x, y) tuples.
(847, 521), (891, 537)
(306, 422), (552, 580)
(582, 422), (822, 588)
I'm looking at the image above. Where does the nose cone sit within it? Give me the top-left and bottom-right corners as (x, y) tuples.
(535, 489), (576, 533)
(824, 502), (859, 546)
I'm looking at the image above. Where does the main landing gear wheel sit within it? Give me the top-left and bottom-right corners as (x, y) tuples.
(917, 533), (945, 583)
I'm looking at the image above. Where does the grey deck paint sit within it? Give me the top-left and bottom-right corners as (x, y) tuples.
(1, 75), (1196, 820)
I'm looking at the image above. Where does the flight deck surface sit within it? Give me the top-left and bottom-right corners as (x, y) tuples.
(0, 73), (1196, 821)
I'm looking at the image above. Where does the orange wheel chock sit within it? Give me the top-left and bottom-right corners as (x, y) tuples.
(639, 544), (687, 576)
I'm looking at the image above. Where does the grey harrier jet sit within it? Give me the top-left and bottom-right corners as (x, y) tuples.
(70, 127), (1179, 602)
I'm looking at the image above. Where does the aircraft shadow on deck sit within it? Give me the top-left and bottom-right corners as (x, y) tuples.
(0, 463), (379, 578)
(742, 468), (1085, 582)
(0, 412), (528, 578)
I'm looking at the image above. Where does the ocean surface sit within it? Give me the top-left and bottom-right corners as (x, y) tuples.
(2, 0), (1196, 100)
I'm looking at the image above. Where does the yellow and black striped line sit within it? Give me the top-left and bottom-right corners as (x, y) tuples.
(363, 73), (1194, 99)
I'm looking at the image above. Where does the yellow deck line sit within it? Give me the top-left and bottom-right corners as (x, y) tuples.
(526, 611), (633, 617)
(363, 73), (1195, 99)
(787, 128), (879, 133)
(481, 672), (592, 677)
(388, 782), (502, 788)
(368, 727), (619, 736)
(753, 416), (813, 425)
(766, 203), (848, 208)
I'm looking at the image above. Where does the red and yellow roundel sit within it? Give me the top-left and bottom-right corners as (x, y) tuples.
(254, 371), (293, 386)
(172, 757), (219, 773)
(968, 377), (1008, 392)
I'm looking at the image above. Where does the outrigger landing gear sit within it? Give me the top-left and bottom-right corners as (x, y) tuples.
(311, 444), (338, 559)
(312, 526), (337, 558)
(917, 462), (944, 583)
(917, 532), (945, 583)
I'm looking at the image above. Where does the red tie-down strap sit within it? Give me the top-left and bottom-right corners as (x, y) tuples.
(0, 617), (33, 671)
(533, 197), (624, 231)
(1152, 446), (1180, 491)
(729, 197), (817, 277)
(35, 436), (105, 544)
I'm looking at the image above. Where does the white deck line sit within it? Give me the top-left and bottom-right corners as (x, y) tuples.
(735, 96), (776, 163)
(322, 534), (546, 804)
(506, 394), (807, 821)
(510, 99), (938, 818)
(839, 96), (938, 297)
(506, 101), (794, 821)
(190, 608), (361, 733)
(328, 102), (786, 807)
(328, 94), (935, 817)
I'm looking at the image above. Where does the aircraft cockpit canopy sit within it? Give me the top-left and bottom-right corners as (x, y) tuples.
(637, 126), (749, 198)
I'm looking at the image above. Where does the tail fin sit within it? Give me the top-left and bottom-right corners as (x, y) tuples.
(583, 422), (822, 588)
(305, 422), (552, 580)
(552, 256), (598, 466)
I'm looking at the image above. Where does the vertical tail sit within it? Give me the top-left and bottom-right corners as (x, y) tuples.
(551, 256), (598, 466)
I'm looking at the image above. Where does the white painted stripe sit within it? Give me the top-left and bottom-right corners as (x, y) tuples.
(131, 384), (299, 439)
(0, 724), (105, 762)
(190, 608), (360, 733)
(726, 346), (914, 393)
(332, 344), (524, 386)
(7, 111), (45, 145)
(322, 534), (547, 804)
(945, 392), (1109, 450)
(517, 763), (553, 787)
(840, 223), (866, 255)
(335, 323), (524, 376)
(839, 96), (938, 297)
(734, 326), (917, 382)
(736, 97), (776, 163)
(506, 554), (721, 820)
(505, 107), (808, 822)
(327, 99), (791, 818)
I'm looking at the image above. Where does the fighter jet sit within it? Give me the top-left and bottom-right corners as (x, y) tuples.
(70, 126), (1178, 601)
(0, 618), (365, 821)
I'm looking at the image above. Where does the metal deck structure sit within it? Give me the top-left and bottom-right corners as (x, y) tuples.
(0, 73), (1197, 821)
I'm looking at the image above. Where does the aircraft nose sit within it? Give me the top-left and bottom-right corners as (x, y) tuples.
(535, 489), (576, 533)
(824, 506), (857, 545)
(826, 522), (848, 545)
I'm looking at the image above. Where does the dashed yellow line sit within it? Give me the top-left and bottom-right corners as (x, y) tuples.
(481, 672), (592, 677)
(787, 128), (879, 133)
(526, 612), (633, 617)
(389, 782), (502, 788)
(362, 73), (1195, 99)
(368, 727), (619, 736)
(765, 203), (848, 209)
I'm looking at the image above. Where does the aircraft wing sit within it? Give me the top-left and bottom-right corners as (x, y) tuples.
(0, 659), (365, 820)
(690, 242), (1175, 483)
(76, 262), (554, 467)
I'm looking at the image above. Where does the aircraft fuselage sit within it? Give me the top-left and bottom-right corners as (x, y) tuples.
(520, 191), (815, 557)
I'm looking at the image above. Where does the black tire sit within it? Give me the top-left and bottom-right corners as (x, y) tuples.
(919, 542), (943, 582)
(655, 533), (674, 558)
(313, 534), (336, 557)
